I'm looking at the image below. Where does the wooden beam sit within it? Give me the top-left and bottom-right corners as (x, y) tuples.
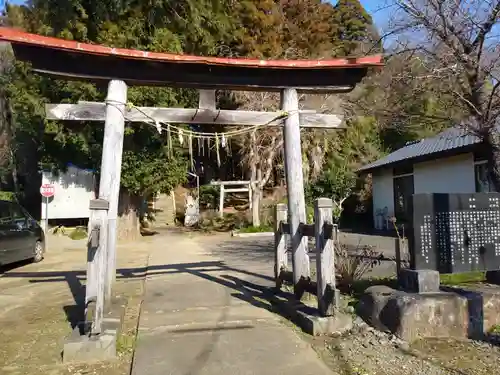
(224, 188), (249, 193)
(281, 88), (310, 299)
(210, 180), (251, 186)
(100, 80), (127, 302)
(300, 223), (315, 238)
(32, 67), (357, 93)
(44, 102), (344, 129)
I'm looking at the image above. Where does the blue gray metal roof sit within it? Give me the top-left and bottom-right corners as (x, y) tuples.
(358, 127), (481, 172)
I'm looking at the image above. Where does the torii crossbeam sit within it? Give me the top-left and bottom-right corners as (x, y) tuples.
(0, 27), (382, 358)
(0, 27), (381, 92)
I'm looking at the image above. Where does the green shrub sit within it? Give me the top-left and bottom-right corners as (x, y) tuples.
(0, 191), (15, 201)
(68, 227), (88, 240)
(198, 212), (250, 232)
(489, 325), (500, 334)
(306, 204), (314, 224)
(440, 271), (485, 285)
(199, 185), (220, 208)
(238, 225), (273, 233)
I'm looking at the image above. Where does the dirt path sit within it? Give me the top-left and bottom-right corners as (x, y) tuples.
(0, 234), (152, 375)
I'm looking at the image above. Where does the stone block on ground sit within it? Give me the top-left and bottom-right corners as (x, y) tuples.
(358, 285), (468, 342)
(63, 296), (125, 363)
(63, 326), (117, 363)
(399, 269), (440, 293)
(443, 283), (500, 339)
(271, 292), (352, 336)
(295, 309), (353, 336)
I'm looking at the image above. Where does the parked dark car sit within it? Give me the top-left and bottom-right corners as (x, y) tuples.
(0, 200), (45, 266)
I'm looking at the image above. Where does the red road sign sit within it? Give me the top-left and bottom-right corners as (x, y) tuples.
(40, 184), (55, 198)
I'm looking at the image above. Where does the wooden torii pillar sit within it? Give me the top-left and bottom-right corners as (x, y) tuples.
(46, 88), (344, 317)
(282, 88), (310, 296)
(85, 81), (127, 334)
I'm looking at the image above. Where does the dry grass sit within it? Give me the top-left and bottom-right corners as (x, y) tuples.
(0, 235), (152, 375)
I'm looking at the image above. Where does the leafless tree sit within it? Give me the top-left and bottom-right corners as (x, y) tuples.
(384, 0), (500, 187)
(235, 91), (283, 227)
(233, 90), (342, 227)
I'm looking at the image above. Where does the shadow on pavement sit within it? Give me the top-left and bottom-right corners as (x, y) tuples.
(0, 260), (279, 327)
(0, 259), (33, 274)
(1, 253), (356, 373)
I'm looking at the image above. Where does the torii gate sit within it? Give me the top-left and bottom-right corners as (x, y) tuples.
(0, 27), (381, 346)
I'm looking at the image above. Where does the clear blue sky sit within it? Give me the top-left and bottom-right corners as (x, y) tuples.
(359, 0), (392, 28)
(1, 0), (25, 7)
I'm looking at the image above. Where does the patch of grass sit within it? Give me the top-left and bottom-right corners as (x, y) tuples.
(68, 227), (88, 240)
(198, 212), (250, 232)
(489, 324), (500, 334)
(0, 191), (15, 201)
(440, 271), (485, 285)
(238, 225), (273, 233)
(116, 331), (137, 355)
(344, 272), (485, 296)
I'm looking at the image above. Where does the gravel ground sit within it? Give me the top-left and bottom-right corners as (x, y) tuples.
(311, 316), (500, 375)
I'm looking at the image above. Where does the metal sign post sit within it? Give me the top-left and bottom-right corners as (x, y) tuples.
(40, 183), (55, 250)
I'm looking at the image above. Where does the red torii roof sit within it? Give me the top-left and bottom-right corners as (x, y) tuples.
(0, 27), (383, 92)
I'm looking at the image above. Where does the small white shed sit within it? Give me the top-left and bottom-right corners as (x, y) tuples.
(359, 127), (493, 230)
(41, 164), (96, 220)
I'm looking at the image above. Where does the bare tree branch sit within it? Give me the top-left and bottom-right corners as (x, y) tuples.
(471, 1), (500, 51)
(383, 0), (500, 188)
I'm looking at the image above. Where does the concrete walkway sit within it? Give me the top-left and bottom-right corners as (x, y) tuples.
(131, 233), (334, 375)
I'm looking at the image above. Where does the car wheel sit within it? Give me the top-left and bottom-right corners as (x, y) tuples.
(33, 240), (44, 263)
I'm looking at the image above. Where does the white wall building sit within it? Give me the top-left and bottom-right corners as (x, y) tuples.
(41, 164), (96, 220)
(359, 127), (493, 230)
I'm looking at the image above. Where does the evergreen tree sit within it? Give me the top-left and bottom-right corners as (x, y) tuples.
(331, 0), (379, 56)
(1, 0), (236, 235)
(232, 0), (283, 58)
(279, 0), (337, 58)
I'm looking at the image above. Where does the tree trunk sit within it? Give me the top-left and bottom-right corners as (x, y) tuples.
(10, 151), (18, 196)
(249, 143), (259, 226)
(117, 189), (141, 241)
(251, 185), (261, 227)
